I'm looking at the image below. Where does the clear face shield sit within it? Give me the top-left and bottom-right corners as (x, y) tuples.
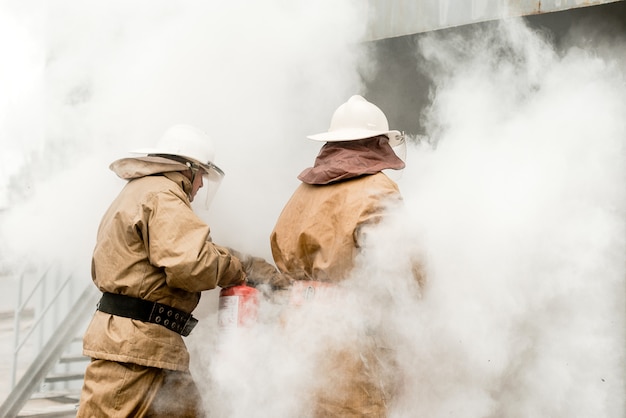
(383, 132), (407, 181)
(192, 162), (225, 211)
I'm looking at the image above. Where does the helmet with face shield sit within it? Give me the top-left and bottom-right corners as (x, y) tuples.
(132, 124), (225, 208)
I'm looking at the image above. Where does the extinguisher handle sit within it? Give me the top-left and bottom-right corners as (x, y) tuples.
(242, 278), (257, 288)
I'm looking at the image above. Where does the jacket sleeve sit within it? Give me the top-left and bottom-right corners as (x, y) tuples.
(143, 189), (245, 292)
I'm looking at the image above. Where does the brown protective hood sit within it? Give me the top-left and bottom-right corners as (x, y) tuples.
(298, 136), (405, 185)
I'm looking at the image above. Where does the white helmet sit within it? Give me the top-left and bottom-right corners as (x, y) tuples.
(133, 124), (224, 176)
(131, 124), (225, 208)
(307, 95), (403, 147)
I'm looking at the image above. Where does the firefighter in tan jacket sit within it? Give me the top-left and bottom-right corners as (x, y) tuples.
(271, 95), (410, 417)
(77, 125), (247, 417)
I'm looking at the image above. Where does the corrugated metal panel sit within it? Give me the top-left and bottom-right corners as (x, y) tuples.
(366, 0), (625, 40)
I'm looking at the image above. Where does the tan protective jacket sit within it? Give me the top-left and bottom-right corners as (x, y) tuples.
(271, 172), (402, 417)
(270, 172), (401, 282)
(83, 158), (244, 372)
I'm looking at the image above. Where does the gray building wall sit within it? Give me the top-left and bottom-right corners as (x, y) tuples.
(366, 0), (624, 40)
(362, 1), (626, 136)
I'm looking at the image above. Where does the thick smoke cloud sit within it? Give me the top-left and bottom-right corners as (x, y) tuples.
(0, 0), (369, 402)
(196, 15), (625, 418)
(0, 0), (369, 270)
(387, 18), (625, 417)
(0, 2), (624, 417)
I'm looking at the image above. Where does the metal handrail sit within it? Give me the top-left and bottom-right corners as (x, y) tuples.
(10, 265), (78, 390)
(11, 268), (48, 389)
(0, 283), (99, 418)
(13, 273), (73, 363)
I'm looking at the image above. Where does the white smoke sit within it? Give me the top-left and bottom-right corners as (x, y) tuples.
(382, 18), (625, 417)
(0, 2), (624, 417)
(0, 0), (368, 268)
(0, 0), (369, 406)
(195, 16), (625, 418)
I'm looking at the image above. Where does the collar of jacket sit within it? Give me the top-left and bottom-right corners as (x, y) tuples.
(162, 171), (193, 197)
(109, 156), (193, 197)
(298, 135), (405, 185)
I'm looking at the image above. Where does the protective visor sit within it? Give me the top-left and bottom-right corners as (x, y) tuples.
(147, 153), (225, 209)
(390, 132), (406, 162)
(197, 162), (224, 210)
(383, 133), (407, 181)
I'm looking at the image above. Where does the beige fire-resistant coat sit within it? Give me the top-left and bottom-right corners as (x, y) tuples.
(270, 172), (402, 417)
(83, 157), (245, 372)
(270, 172), (401, 283)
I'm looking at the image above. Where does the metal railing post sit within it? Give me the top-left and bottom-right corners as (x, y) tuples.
(10, 272), (24, 390)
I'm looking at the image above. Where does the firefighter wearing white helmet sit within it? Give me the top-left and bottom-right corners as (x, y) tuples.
(77, 124), (250, 417)
(271, 95), (421, 417)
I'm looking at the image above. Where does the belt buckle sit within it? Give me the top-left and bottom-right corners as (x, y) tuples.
(181, 317), (198, 337)
(148, 301), (197, 337)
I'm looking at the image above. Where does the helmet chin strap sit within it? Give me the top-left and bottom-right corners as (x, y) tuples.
(181, 164), (199, 202)
(179, 162), (199, 194)
(185, 161), (198, 183)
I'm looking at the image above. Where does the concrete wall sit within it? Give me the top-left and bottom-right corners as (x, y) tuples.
(362, 1), (626, 136)
(366, 0), (625, 40)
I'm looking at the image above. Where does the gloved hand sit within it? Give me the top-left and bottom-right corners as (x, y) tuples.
(246, 256), (292, 290)
(227, 248), (291, 290)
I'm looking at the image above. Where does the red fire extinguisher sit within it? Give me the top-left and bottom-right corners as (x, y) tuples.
(218, 284), (260, 330)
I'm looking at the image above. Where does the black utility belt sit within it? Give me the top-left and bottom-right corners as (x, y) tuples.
(97, 292), (198, 337)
